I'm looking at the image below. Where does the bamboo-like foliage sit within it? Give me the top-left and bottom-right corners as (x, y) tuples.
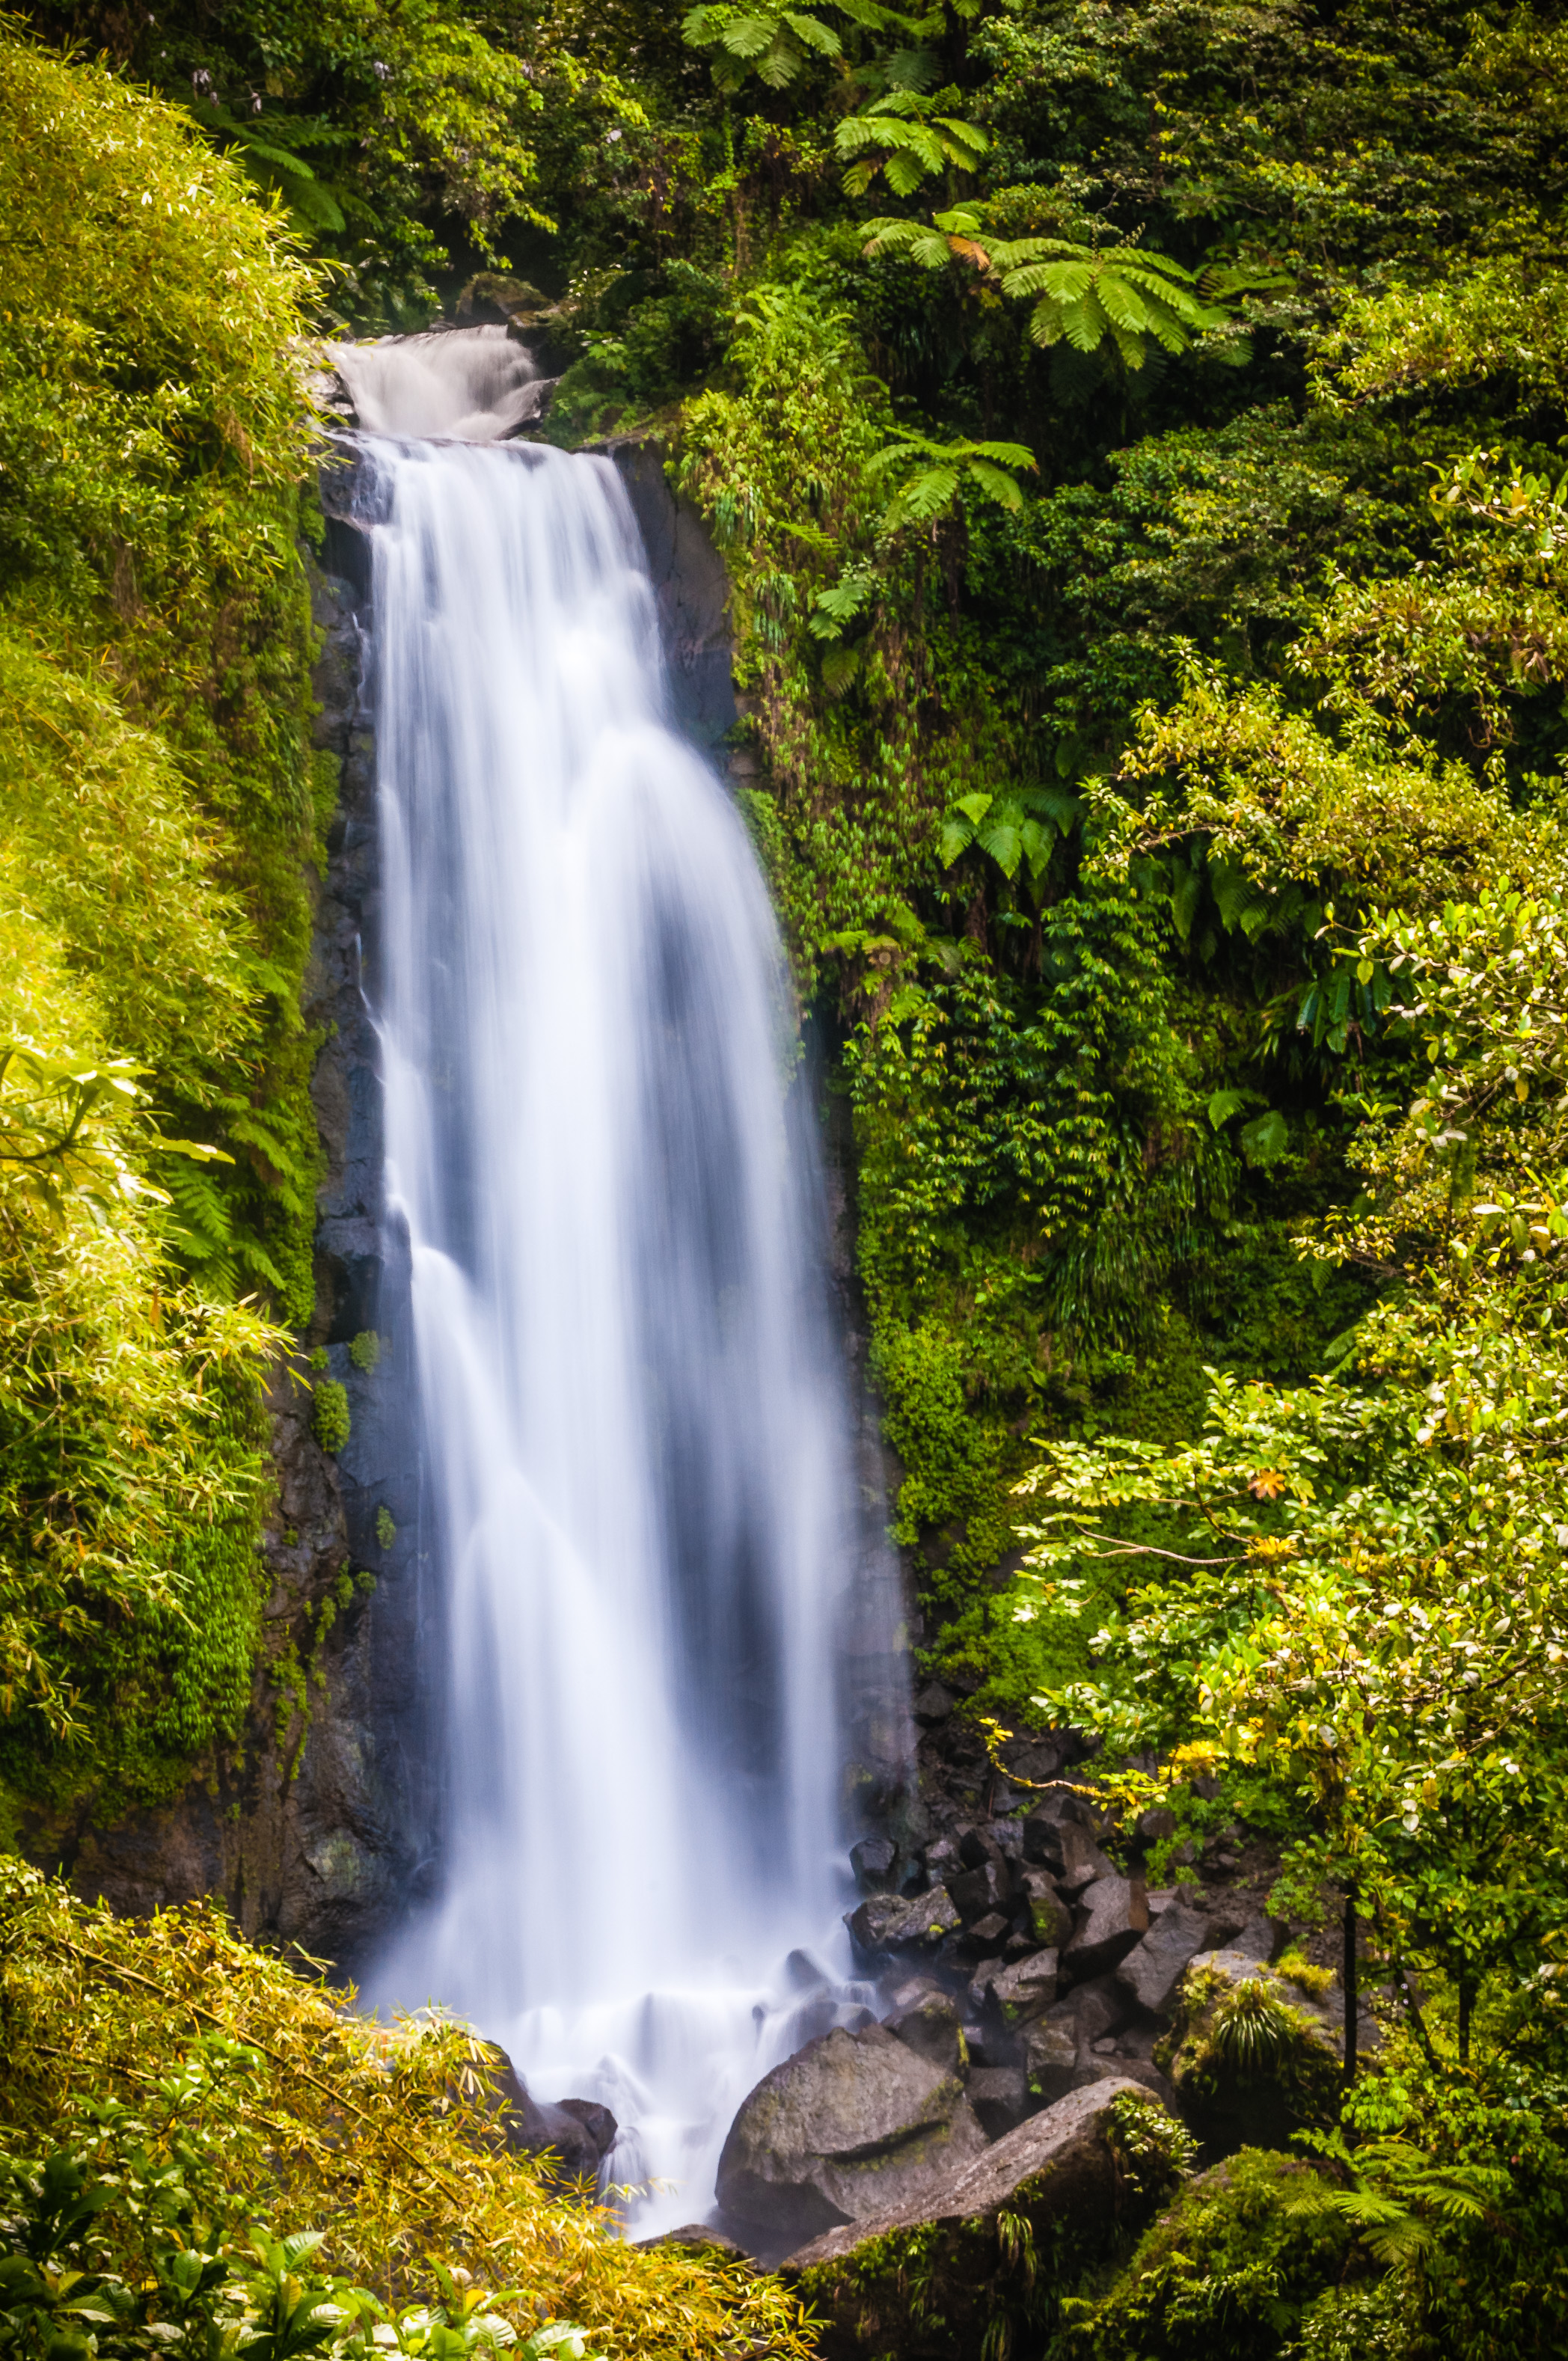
(0, 1863), (817, 2361)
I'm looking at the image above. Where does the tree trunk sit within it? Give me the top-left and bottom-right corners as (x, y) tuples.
(1343, 1892), (1358, 2083)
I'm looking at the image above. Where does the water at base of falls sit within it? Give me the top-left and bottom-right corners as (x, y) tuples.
(341, 332), (907, 2234)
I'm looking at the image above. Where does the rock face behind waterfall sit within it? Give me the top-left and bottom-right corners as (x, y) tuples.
(716, 2023), (987, 2250)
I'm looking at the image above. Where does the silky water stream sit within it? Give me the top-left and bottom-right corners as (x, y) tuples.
(335, 330), (909, 2231)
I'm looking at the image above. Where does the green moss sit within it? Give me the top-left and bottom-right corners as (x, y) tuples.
(1276, 1950), (1336, 2000)
(349, 1330), (382, 1373)
(311, 1380), (351, 1455)
(375, 1506), (396, 1549)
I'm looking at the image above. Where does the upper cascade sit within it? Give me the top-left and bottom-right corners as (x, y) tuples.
(331, 324), (546, 441)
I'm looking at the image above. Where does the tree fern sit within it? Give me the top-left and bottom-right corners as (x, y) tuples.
(835, 91), (987, 196)
(864, 204), (1249, 369)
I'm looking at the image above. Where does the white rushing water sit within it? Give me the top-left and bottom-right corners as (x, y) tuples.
(345, 332), (904, 2230)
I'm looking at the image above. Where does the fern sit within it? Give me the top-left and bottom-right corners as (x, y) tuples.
(868, 427), (1037, 533)
(1286, 2138), (1509, 2268)
(835, 90), (987, 196)
(863, 204), (1249, 369)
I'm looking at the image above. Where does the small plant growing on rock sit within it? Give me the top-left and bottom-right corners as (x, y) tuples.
(376, 1504), (396, 1549)
(1160, 1964), (1342, 2149)
(349, 1329), (382, 1373)
(1107, 2090), (1199, 2202)
(1275, 1949), (1335, 2000)
(312, 1378), (350, 1454)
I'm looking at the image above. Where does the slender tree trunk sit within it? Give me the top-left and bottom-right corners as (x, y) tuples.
(1459, 1973), (1474, 2066)
(1343, 1891), (1358, 2083)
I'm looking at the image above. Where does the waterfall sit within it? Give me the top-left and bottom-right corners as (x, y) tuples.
(339, 332), (906, 2230)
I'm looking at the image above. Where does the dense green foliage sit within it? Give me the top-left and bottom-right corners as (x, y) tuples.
(4, 0), (1568, 2343)
(0, 1860), (818, 2361)
(0, 28), (318, 1809)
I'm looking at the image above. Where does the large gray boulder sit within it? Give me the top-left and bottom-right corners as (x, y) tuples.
(715, 2021), (987, 2249)
(1064, 1875), (1148, 1978)
(1115, 1901), (1213, 2016)
(785, 2079), (1183, 2361)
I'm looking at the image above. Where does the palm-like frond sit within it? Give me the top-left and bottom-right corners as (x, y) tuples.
(862, 208), (1249, 368)
(869, 427), (1037, 533)
(836, 93), (987, 195)
(684, 0), (912, 88)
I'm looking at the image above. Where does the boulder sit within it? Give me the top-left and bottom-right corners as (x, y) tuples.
(984, 1950), (1059, 2025)
(1021, 2013), (1079, 2103)
(1165, 1948), (1350, 2152)
(949, 1858), (1011, 1923)
(925, 1834), (964, 1884)
(1020, 1791), (1103, 1858)
(959, 1827), (1010, 1873)
(886, 1988), (964, 2074)
(716, 2021), (987, 2249)
(1064, 1875), (1148, 1979)
(1051, 1823), (1118, 1894)
(1114, 1902), (1213, 2017)
(1022, 1975), (1127, 2105)
(785, 2079), (1177, 2361)
(965, 2064), (1029, 2139)
(1018, 1867), (1074, 1949)
(850, 1835), (898, 1893)
(913, 1682), (954, 1724)
(845, 1885), (961, 1961)
(482, 2046), (616, 2184)
(634, 2223), (748, 2261)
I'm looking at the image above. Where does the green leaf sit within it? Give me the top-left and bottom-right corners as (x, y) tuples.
(1239, 1109), (1290, 1166)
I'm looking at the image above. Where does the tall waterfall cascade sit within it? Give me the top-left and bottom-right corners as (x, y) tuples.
(334, 329), (909, 2229)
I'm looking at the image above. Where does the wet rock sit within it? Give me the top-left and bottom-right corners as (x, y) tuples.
(962, 1910), (1011, 1956)
(554, 2097), (619, 2160)
(1114, 1902), (1213, 2017)
(783, 2080), (1168, 2361)
(634, 2223), (749, 2261)
(965, 2065), (1029, 2140)
(886, 1989), (964, 2075)
(850, 1836), (898, 1893)
(1021, 2014), (1079, 2104)
(1048, 1822), (1118, 1895)
(847, 1886), (962, 1962)
(949, 1859), (1011, 1923)
(716, 2022), (987, 2249)
(1022, 1974), (1134, 2106)
(1064, 1876), (1148, 1979)
(984, 1950), (1059, 2026)
(483, 2046), (615, 2184)
(959, 1826), (1008, 1871)
(1018, 1867), (1074, 1950)
(1020, 1791), (1103, 1854)
(913, 1682), (954, 1724)
(924, 1834), (964, 1884)
(966, 1959), (1008, 2018)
